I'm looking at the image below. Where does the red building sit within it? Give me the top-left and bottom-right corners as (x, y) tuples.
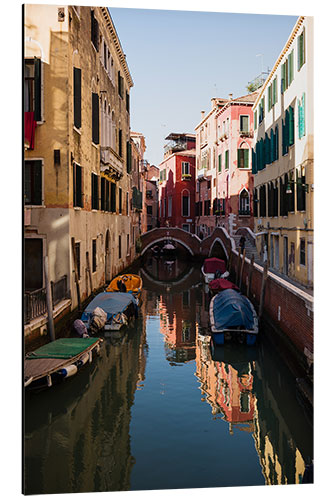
(158, 133), (196, 232)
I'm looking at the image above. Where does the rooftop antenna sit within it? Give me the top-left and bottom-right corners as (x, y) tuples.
(256, 54), (264, 75)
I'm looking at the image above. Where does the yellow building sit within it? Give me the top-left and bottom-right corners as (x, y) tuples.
(252, 16), (313, 288)
(24, 5), (134, 332)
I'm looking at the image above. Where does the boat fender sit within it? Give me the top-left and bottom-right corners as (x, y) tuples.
(75, 352), (89, 369)
(58, 364), (78, 378)
(47, 374), (52, 387)
(24, 376), (33, 388)
(89, 351), (92, 363)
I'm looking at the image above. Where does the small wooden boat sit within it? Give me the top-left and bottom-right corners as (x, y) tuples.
(209, 277), (239, 294)
(202, 257), (229, 283)
(106, 274), (142, 302)
(81, 292), (138, 333)
(209, 289), (258, 346)
(24, 337), (103, 390)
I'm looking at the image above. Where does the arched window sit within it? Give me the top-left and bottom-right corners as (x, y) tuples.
(237, 142), (250, 169)
(239, 188), (250, 215)
(181, 189), (190, 217)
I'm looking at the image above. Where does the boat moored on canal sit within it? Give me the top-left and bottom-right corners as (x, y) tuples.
(201, 257), (229, 283)
(106, 274), (143, 303)
(24, 337), (103, 390)
(208, 277), (239, 294)
(209, 288), (258, 346)
(81, 292), (139, 334)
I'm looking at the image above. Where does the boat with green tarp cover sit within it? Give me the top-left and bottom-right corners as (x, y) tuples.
(24, 337), (103, 390)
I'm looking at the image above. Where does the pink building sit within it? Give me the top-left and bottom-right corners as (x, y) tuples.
(215, 92), (258, 234)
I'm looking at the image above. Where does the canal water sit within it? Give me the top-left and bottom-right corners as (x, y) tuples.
(24, 254), (313, 494)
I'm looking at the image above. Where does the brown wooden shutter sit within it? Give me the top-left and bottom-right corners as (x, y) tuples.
(74, 67), (81, 129)
(92, 92), (99, 144)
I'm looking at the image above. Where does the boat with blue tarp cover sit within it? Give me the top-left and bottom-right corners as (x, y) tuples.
(209, 288), (258, 346)
(24, 337), (103, 390)
(81, 292), (138, 333)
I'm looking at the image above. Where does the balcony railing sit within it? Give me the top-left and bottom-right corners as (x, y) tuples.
(239, 209), (251, 216)
(182, 173), (192, 180)
(24, 287), (47, 324)
(239, 130), (254, 138)
(100, 146), (123, 179)
(24, 275), (69, 324)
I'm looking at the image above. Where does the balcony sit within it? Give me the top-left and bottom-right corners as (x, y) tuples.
(239, 209), (251, 216)
(100, 147), (123, 180)
(197, 168), (207, 180)
(239, 130), (254, 138)
(164, 140), (187, 156)
(182, 173), (192, 180)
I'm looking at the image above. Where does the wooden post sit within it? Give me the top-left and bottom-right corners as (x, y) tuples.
(71, 237), (81, 312)
(44, 255), (55, 341)
(86, 251), (93, 295)
(259, 261), (268, 319)
(236, 248), (242, 286)
(247, 254), (255, 298)
(238, 249), (246, 290)
(227, 246), (233, 273)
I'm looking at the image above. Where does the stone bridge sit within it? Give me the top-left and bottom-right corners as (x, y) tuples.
(140, 227), (237, 260)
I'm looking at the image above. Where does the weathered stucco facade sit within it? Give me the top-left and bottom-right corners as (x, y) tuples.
(24, 5), (135, 325)
(252, 16), (314, 287)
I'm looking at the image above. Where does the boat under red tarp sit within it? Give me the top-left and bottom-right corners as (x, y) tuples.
(209, 278), (239, 293)
(203, 258), (226, 274)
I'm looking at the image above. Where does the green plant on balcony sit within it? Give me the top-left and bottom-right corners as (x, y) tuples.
(182, 173), (192, 179)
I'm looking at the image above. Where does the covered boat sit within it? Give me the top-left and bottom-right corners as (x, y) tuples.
(106, 274), (142, 302)
(209, 288), (258, 345)
(24, 337), (103, 390)
(81, 292), (138, 332)
(201, 257), (229, 283)
(209, 278), (239, 294)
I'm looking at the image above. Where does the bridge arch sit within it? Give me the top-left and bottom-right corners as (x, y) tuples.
(141, 237), (194, 256)
(208, 237), (228, 260)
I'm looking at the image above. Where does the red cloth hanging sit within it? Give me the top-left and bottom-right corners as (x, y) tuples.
(24, 111), (36, 150)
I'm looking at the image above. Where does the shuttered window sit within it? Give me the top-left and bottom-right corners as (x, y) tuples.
(275, 125), (279, 161)
(111, 182), (116, 212)
(24, 58), (42, 121)
(118, 71), (124, 98)
(73, 163), (83, 208)
(182, 194), (190, 217)
(91, 173), (99, 210)
(126, 91), (130, 112)
(92, 239), (97, 272)
(126, 140), (132, 173)
(289, 106), (295, 146)
(92, 92), (99, 144)
(73, 67), (81, 129)
(225, 149), (229, 170)
(34, 58), (42, 121)
(25, 160), (42, 205)
(91, 10), (99, 51)
(237, 149), (249, 168)
(101, 177), (105, 210)
(259, 185), (267, 217)
(273, 77), (277, 105)
(296, 169), (306, 212)
(298, 93), (306, 138)
(119, 187), (122, 214)
(298, 29), (305, 70)
(288, 50), (294, 85)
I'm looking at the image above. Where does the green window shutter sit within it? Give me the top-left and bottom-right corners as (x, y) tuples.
(254, 110), (257, 129)
(34, 57), (42, 121)
(275, 125), (279, 160)
(289, 106), (294, 146)
(290, 50), (294, 83)
(218, 154), (221, 172)
(273, 77), (277, 104)
(244, 149), (249, 168)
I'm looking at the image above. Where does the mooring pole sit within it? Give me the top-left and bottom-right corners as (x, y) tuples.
(236, 248), (242, 286)
(247, 254), (255, 298)
(259, 261), (268, 320)
(238, 249), (246, 290)
(71, 237), (81, 312)
(44, 255), (55, 341)
(86, 251), (93, 295)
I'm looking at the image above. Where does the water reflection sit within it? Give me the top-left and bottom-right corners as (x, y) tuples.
(24, 318), (147, 494)
(195, 334), (313, 485)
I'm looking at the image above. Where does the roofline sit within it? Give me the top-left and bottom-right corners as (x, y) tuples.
(253, 16), (305, 108)
(101, 7), (134, 88)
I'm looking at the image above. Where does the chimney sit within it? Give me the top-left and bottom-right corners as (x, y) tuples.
(201, 110), (205, 119)
(228, 93), (233, 100)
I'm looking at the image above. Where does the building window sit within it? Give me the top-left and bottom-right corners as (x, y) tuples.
(25, 160), (42, 205)
(239, 189), (250, 215)
(119, 187), (122, 214)
(259, 185), (267, 217)
(300, 238), (306, 266)
(91, 173), (99, 210)
(126, 192), (129, 215)
(237, 148), (249, 169)
(240, 115), (249, 133)
(259, 97), (265, 124)
(24, 58), (42, 121)
(91, 9), (99, 51)
(118, 71), (124, 98)
(298, 28), (306, 71)
(204, 200), (210, 216)
(298, 93), (306, 139)
(147, 205), (153, 215)
(218, 154), (222, 172)
(118, 128), (122, 157)
(74, 242), (81, 280)
(254, 110), (257, 130)
(182, 224), (190, 232)
(92, 239), (97, 272)
(253, 188), (258, 217)
(73, 67), (81, 129)
(127, 234), (130, 256)
(73, 163), (83, 208)
(182, 191), (190, 217)
(111, 182), (116, 213)
(126, 91), (130, 112)
(182, 161), (190, 176)
(296, 167), (306, 212)
(225, 149), (229, 170)
(92, 92), (99, 144)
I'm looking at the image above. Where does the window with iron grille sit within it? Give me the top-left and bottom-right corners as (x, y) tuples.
(300, 238), (306, 266)
(73, 67), (81, 129)
(25, 160), (42, 205)
(74, 242), (81, 280)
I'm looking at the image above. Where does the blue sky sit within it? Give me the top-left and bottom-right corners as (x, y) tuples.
(108, 7), (298, 166)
